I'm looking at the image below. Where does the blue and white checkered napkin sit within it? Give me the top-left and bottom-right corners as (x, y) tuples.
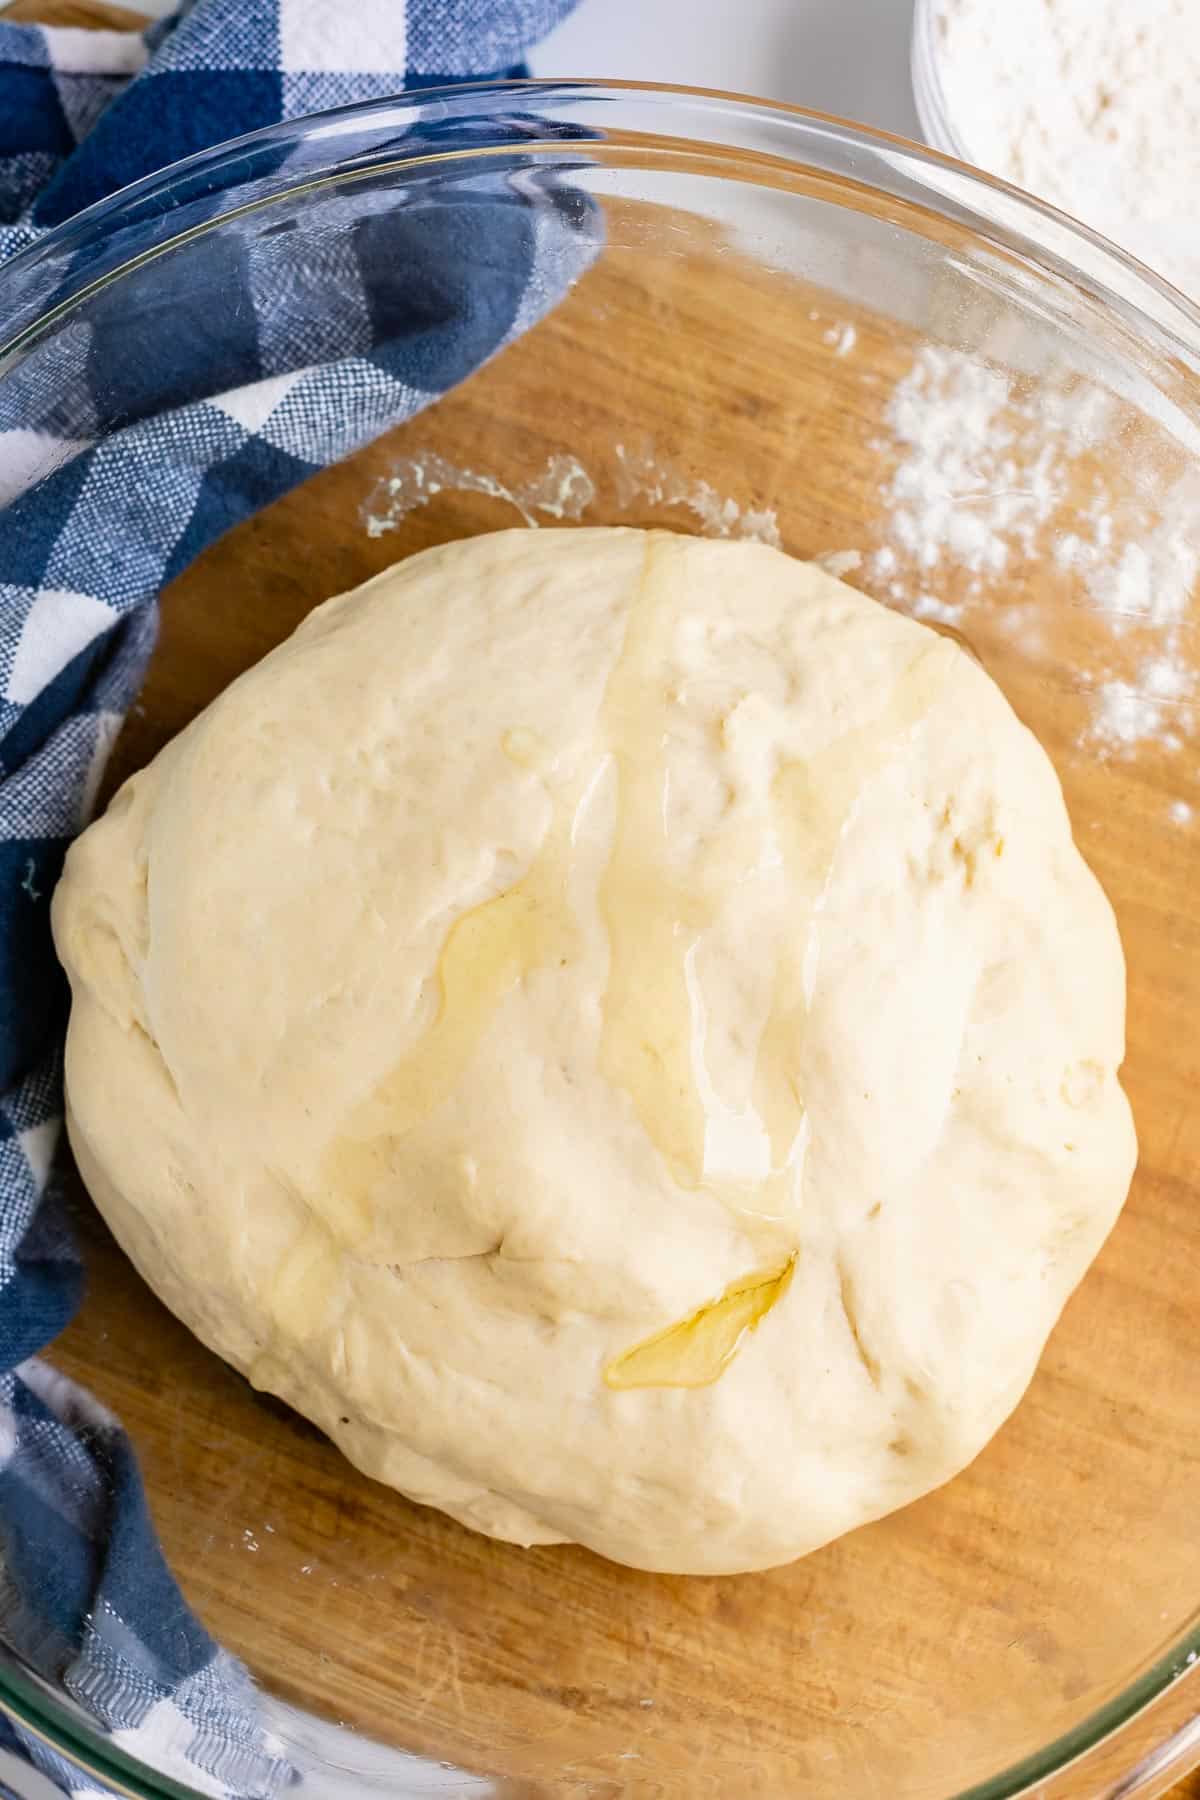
(0, 2), (591, 1793)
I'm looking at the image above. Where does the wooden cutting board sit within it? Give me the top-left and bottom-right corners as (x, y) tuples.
(10, 1), (1200, 1796)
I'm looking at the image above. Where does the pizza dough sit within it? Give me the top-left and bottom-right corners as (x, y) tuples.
(52, 528), (1136, 1576)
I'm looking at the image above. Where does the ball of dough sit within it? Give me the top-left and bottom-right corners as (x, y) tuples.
(53, 528), (1136, 1575)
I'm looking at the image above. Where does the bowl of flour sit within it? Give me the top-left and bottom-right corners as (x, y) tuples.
(913, 0), (1200, 302)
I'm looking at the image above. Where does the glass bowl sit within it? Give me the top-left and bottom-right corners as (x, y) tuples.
(3, 80), (1200, 1800)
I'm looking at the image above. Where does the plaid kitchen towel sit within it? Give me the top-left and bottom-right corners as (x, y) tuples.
(0, 2), (594, 1794)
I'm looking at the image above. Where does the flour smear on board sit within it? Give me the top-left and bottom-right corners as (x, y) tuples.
(934, 0), (1200, 299)
(361, 446), (783, 548)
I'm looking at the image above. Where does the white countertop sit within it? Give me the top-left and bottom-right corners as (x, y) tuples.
(528, 0), (921, 141)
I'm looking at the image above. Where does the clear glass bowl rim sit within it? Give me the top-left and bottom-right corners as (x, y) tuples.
(1, 74), (1199, 1800)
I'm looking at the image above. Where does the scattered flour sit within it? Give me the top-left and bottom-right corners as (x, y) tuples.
(822, 323), (857, 358)
(883, 346), (1112, 580)
(881, 344), (1198, 761)
(933, 0), (1200, 299)
(912, 592), (965, 627)
(1084, 648), (1197, 756)
(813, 550), (863, 579)
(1089, 681), (1169, 753)
(1061, 471), (1200, 634)
(1141, 657), (1194, 700)
(1168, 799), (1193, 826)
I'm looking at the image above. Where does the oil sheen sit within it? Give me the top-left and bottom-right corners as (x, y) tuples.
(303, 537), (952, 1385)
(604, 1254), (798, 1391)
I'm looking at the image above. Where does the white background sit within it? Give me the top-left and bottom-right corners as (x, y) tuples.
(528, 0), (922, 141)
(136, 0), (924, 141)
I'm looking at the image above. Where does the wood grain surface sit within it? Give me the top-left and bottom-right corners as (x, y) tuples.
(9, 0), (1200, 1794)
(0, 0), (147, 25)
